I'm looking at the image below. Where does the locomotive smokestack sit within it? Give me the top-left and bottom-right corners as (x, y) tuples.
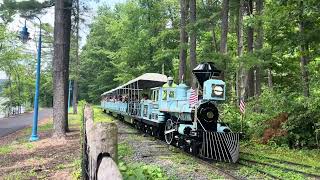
(192, 62), (221, 89)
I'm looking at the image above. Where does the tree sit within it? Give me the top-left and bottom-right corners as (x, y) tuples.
(246, 0), (254, 98)
(237, 0), (246, 102)
(179, 0), (188, 82)
(220, 0), (229, 54)
(254, 0), (264, 96)
(52, 0), (72, 137)
(299, 0), (309, 97)
(189, 0), (196, 88)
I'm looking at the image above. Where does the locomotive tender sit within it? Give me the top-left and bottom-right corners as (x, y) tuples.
(101, 62), (240, 163)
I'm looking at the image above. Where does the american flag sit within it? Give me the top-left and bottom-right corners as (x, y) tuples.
(189, 88), (198, 107)
(239, 98), (246, 114)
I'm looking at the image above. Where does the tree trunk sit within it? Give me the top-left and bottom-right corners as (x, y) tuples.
(299, 1), (309, 97)
(220, 0), (229, 54)
(267, 68), (273, 89)
(53, 0), (72, 137)
(212, 28), (219, 52)
(179, 0), (188, 83)
(255, 0), (264, 97)
(72, 0), (80, 114)
(237, 0), (246, 103)
(219, 0), (229, 80)
(246, 0), (254, 98)
(189, 0), (196, 88)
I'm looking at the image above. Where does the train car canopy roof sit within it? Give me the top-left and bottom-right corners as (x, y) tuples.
(101, 73), (167, 96)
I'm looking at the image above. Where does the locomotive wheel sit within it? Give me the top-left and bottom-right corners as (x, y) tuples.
(164, 119), (176, 144)
(189, 141), (199, 156)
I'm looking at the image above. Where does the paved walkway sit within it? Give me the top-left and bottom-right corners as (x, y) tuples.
(0, 108), (52, 137)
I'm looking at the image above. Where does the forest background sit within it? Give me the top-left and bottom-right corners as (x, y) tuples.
(1, 0), (320, 148)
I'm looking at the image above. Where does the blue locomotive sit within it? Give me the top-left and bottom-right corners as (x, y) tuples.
(101, 62), (240, 162)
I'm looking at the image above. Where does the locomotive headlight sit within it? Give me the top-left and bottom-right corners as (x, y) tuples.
(207, 111), (214, 119)
(213, 85), (223, 96)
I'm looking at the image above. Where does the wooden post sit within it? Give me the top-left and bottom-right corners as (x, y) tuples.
(84, 105), (122, 180)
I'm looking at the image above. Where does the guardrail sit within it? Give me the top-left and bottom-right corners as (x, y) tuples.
(82, 104), (122, 180)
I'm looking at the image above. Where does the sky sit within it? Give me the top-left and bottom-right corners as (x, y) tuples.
(0, 0), (126, 79)
(7, 0), (126, 45)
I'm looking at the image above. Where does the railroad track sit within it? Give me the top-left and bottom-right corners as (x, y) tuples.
(240, 152), (320, 170)
(117, 120), (243, 180)
(239, 158), (320, 179)
(117, 118), (320, 179)
(237, 160), (283, 180)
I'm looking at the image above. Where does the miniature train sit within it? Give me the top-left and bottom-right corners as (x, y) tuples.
(101, 62), (240, 163)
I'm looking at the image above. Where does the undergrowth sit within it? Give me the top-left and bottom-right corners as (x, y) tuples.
(118, 142), (170, 180)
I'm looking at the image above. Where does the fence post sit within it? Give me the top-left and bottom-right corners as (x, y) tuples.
(83, 105), (122, 180)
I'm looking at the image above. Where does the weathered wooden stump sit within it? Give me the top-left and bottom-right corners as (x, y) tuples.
(84, 105), (122, 180)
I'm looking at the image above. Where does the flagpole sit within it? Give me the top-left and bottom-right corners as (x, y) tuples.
(241, 113), (243, 133)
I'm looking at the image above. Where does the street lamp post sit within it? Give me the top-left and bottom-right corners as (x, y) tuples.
(20, 16), (42, 141)
(68, 80), (72, 113)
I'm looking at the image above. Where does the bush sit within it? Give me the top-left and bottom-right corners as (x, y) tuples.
(222, 88), (287, 139)
(285, 95), (320, 147)
(222, 87), (320, 148)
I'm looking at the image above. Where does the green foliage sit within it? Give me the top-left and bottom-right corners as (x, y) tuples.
(241, 141), (320, 168)
(223, 87), (320, 147)
(79, 1), (179, 103)
(285, 95), (320, 147)
(119, 162), (169, 180)
(71, 158), (82, 180)
(0, 0), (53, 24)
(0, 145), (14, 155)
(118, 142), (133, 160)
(93, 106), (113, 123)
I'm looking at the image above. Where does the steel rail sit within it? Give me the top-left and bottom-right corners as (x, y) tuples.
(239, 158), (320, 179)
(237, 161), (283, 180)
(240, 152), (320, 170)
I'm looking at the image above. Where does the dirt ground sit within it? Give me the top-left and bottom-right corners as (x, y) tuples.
(0, 118), (81, 180)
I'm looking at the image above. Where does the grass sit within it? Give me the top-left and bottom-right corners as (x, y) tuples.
(237, 141), (320, 179)
(69, 104), (113, 123)
(93, 106), (113, 123)
(118, 141), (172, 179)
(241, 153), (320, 175)
(4, 169), (37, 180)
(0, 145), (14, 155)
(159, 148), (224, 179)
(239, 160), (306, 180)
(118, 142), (134, 159)
(71, 158), (82, 180)
(241, 141), (320, 168)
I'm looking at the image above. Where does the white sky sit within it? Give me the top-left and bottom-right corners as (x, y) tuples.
(0, 72), (6, 79)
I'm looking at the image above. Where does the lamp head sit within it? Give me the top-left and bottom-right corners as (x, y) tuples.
(19, 21), (30, 43)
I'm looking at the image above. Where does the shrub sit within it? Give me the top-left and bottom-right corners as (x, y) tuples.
(222, 87), (320, 148)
